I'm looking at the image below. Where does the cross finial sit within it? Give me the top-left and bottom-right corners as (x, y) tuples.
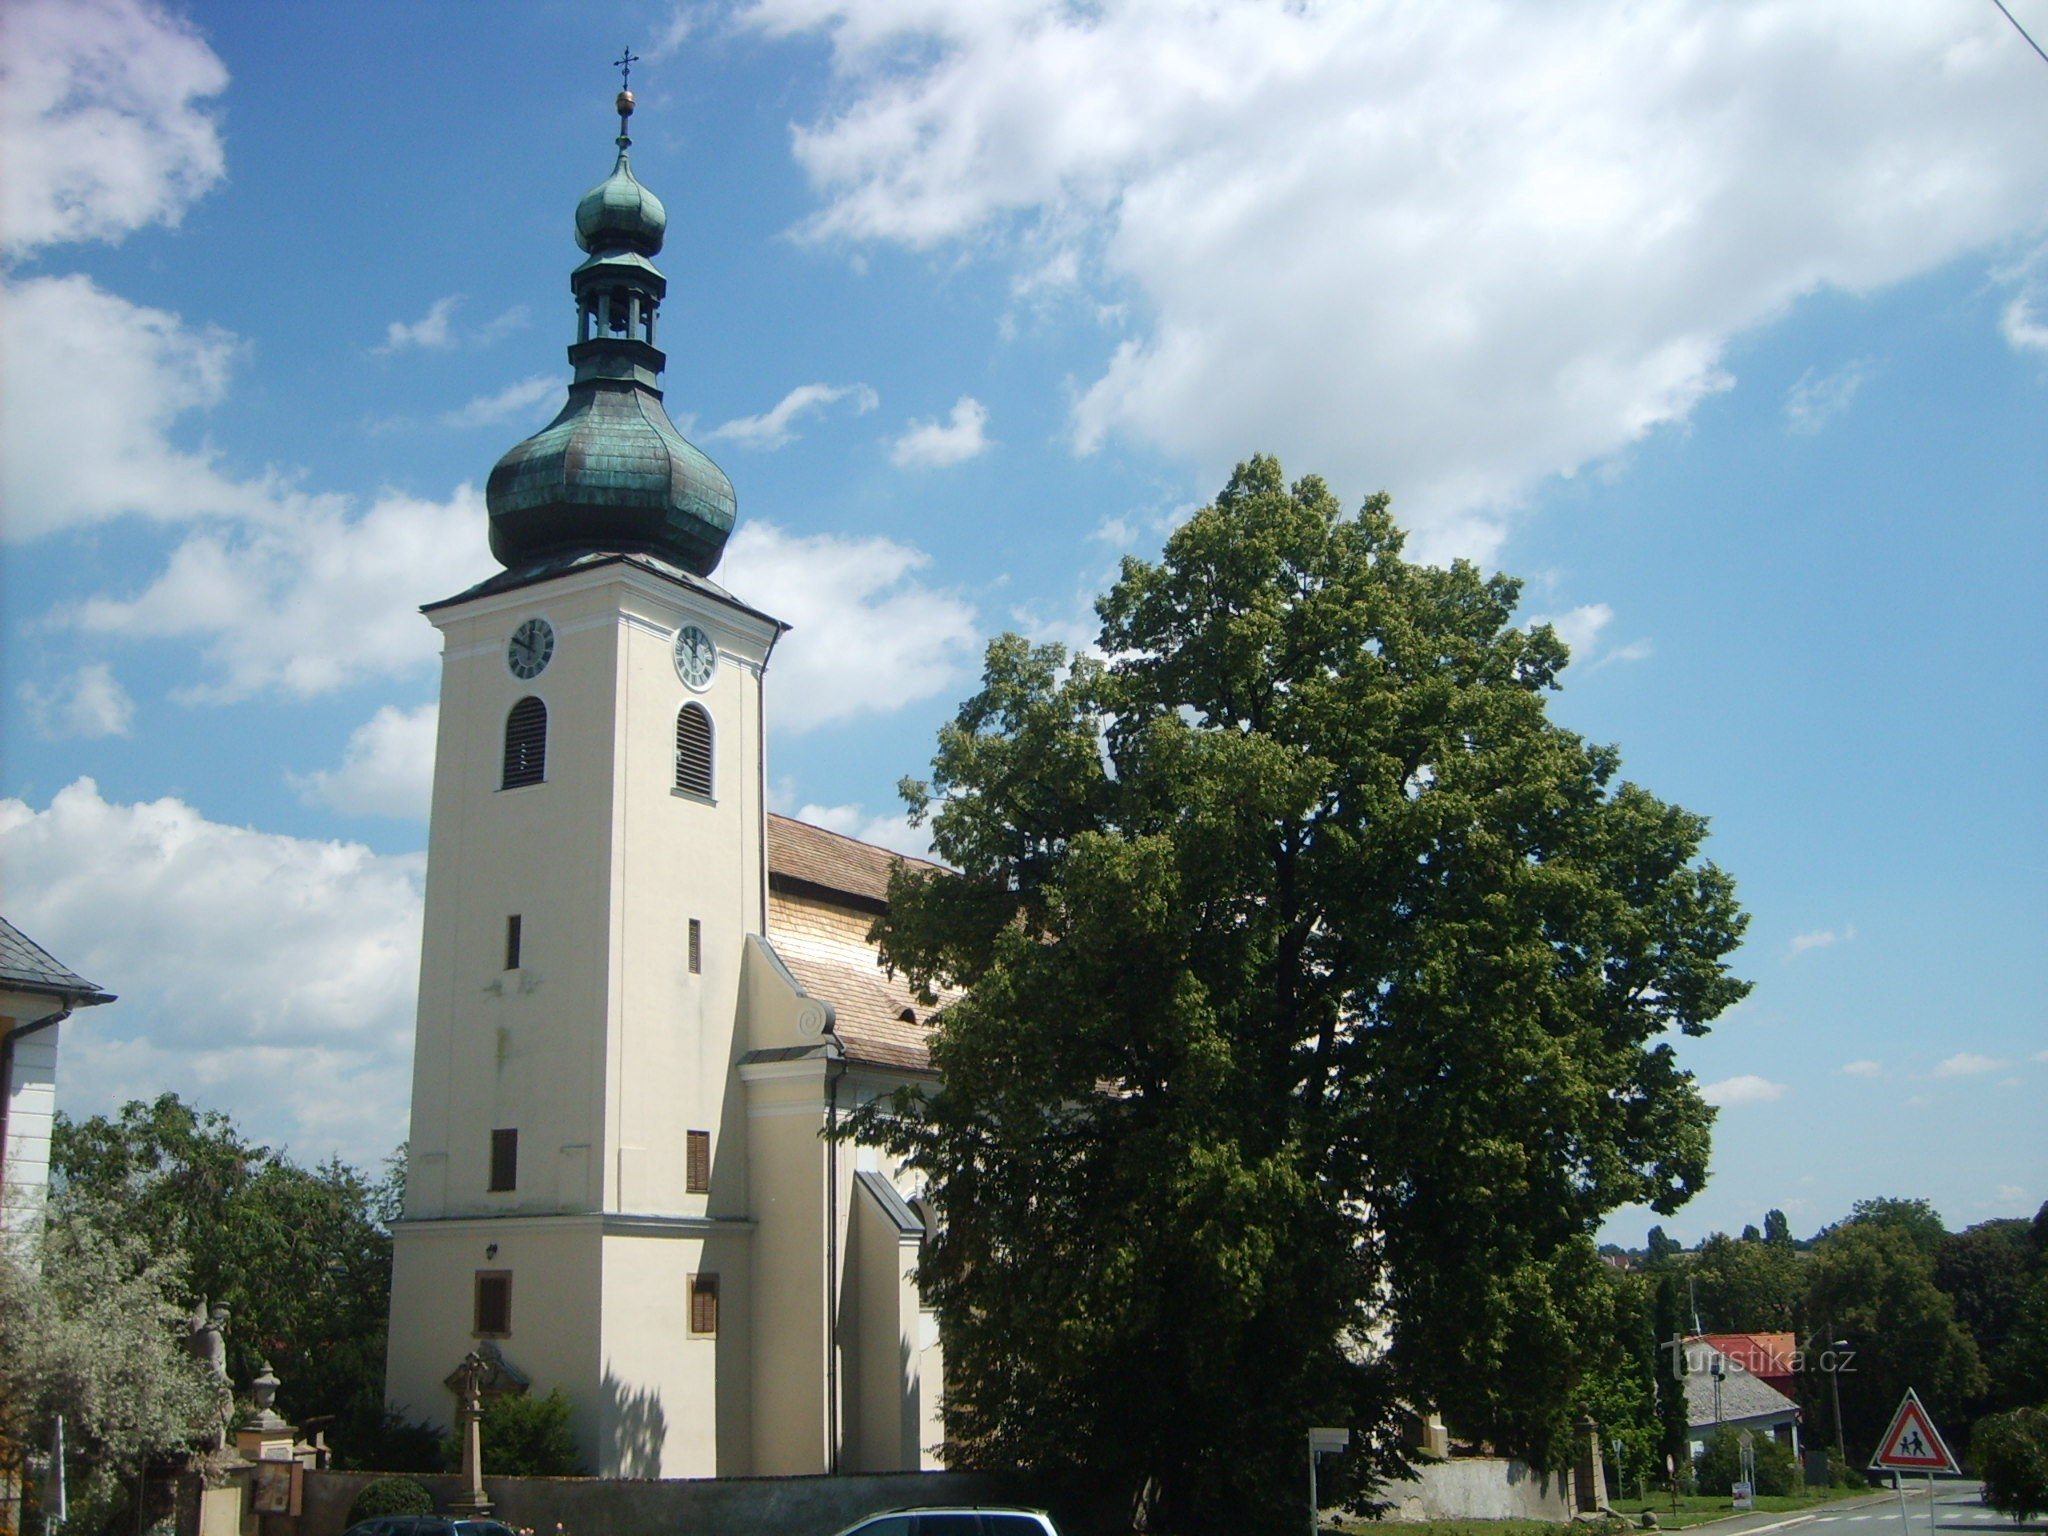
(614, 47), (639, 90)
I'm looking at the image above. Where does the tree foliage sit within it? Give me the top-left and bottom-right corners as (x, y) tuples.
(1805, 1220), (1984, 1459)
(1695, 1427), (1798, 1497)
(50, 1093), (414, 1466)
(0, 1203), (218, 1533)
(1974, 1405), (2048, 1521)
(851, 458), (1749, 1533)
(463, 1388), (585, 1477)
(1682, 1230), (1804, 1332)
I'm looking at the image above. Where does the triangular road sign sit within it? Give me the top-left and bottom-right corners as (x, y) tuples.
(1869, 1389), (1959, 1474)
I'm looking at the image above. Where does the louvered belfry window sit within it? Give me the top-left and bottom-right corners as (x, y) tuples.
(503, 696), (547, 788)
(675, 703), (712, 796)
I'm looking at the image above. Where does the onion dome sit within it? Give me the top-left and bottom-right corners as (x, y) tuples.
(576, 91), (667, 256)
(486, 83), (735, 577)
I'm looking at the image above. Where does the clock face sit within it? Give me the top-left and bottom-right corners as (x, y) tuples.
(674, 624), (717, 691)
(507, 617), (554, 680)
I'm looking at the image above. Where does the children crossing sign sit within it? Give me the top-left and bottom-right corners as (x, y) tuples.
(1869, 1389), (1960, 1474)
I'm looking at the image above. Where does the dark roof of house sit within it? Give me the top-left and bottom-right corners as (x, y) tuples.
(853, 1169), (924, 1236)
(767, 813), (943, 911)
(0, 916), (114, 1006)
(1682, 1341), (1800, 1430)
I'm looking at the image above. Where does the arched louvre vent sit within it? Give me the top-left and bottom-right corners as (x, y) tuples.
(675, 703), (713, 797)
(502, 696), (547, 788)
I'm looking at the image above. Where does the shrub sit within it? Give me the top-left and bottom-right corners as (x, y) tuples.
(1695, 1429), (1799, 1497)
(450, 1388), (585, 1477)
(1975, 1406), (2048, 1521)
(346, 1477), (434, 1524)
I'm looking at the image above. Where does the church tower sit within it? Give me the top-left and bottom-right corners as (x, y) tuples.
(386, 77), (944, 1481)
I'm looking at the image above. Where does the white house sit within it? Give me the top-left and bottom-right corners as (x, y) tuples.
(0, 916), (114, 1245)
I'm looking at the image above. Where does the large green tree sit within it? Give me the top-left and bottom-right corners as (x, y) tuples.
(0, 1202), (217, 1535)
(851, 458), (1749, 1533)
(50, 1094), (421, 1466)
(1805, 1220), (1984, 1459)
(1681, 1229), (1804, 1332)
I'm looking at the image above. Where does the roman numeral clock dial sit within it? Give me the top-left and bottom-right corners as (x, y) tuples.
(507, 616), (554, 679)
(673, 623), (717, 691)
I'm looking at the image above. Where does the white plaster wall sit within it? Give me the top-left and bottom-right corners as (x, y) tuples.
(0, 1011), (60, 1240)
(386, 1217), (603, 1462)
(743, 1062), (830, 1474)
(599, 1227), (753, 1477)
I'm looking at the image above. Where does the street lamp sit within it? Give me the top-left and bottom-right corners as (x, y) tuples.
(1828, 1335), (1850, 1466)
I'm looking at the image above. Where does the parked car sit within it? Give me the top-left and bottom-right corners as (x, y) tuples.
(830, 1510), (1063, 1536)
(342, 1518), (521, 1536)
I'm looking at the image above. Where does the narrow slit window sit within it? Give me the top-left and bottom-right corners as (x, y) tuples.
(502, 696), (547, 788)
(674, 703), (712, 797)
(489, 1128), (518, 1192)
(474, 1271), (512, 1336)
(686, 1129), (711, 1194)
(505, 914), (522, 970)
(689, 1273), (719, 1336)
(688, 918), (702, 975)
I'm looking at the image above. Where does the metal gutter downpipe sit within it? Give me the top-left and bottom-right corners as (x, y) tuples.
(826, 1055), (846, 1474)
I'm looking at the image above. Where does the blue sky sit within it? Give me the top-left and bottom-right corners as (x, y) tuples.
(2, 0), (2043, 1245)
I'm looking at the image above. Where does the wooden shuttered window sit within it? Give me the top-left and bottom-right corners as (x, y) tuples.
(689, 1273), (719, 1336)
(474, 1271), (512, 1336)
(502, 696), (547, 788)
(489, 1128), (517, 1192)
(686, 1129), (711, 1193)
(674, 703), (712, 797)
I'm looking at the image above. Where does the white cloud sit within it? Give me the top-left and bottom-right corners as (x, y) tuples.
(19, 662), (135, 740)
(707, 382), (879, 449)
(290, 703), (439, 820)
(439, 374), (560, 430)
(787, 800), (933, 861)
(379, 295), (462, 353)
(0, 0), (228, 256)
(1784, 358), (1876, 435)
(0, 274), (278, 541)
(722, 519), (980, 732)
(1531, 603), (1611, 661)
(2035, 1049), (2048, 1064)
(752, 0), (2048, 555)
(65, 485), (489, 701)
(890, 395), (991, 468)
(1994, 1184), (2028, 1204)
(1934, 1052), (2007, 1078)
(1787, 923), (1854, 959)
(1839, 1059), (1883, 1078)
(0, 779), (422, 1167)
(1702, 1074), (1789, 1108)
(2003, 295), (2048, 355)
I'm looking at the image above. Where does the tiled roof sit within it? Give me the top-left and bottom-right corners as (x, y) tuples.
(767, 814), (942, 909)
(1698, 1332), (1797, 1382)
(775, 943), (939, 1074)
(0, 916), (114, 1005)
(1682, 1341), (1800, 1430)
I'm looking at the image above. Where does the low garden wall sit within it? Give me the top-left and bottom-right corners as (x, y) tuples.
(1370, 1456), (1574, 1523)
(304, 1468), (1111, 1536)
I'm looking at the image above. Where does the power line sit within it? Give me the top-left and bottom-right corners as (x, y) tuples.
(1990, 0), (2048, 66)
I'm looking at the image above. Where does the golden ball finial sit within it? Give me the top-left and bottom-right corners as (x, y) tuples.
(616, 89), (635, 118)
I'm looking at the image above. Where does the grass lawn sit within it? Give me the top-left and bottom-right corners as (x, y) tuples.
(1607, 1485), (1862, 1528)
(1339, 1482), (1870, 1535)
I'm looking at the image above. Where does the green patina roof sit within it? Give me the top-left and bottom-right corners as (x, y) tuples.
(575, 148), (666, 256)
(487, 381), (734, 576)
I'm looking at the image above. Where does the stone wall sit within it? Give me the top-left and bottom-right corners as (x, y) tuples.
(1369, 1456), (1574, 1523)
(304, 1469), (1110, 1536)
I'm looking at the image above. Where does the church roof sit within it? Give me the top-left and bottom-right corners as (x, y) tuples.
(0, 916), (115, 1005)
(766, 815), (953, 1075)
(767, 813), (943, 911)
